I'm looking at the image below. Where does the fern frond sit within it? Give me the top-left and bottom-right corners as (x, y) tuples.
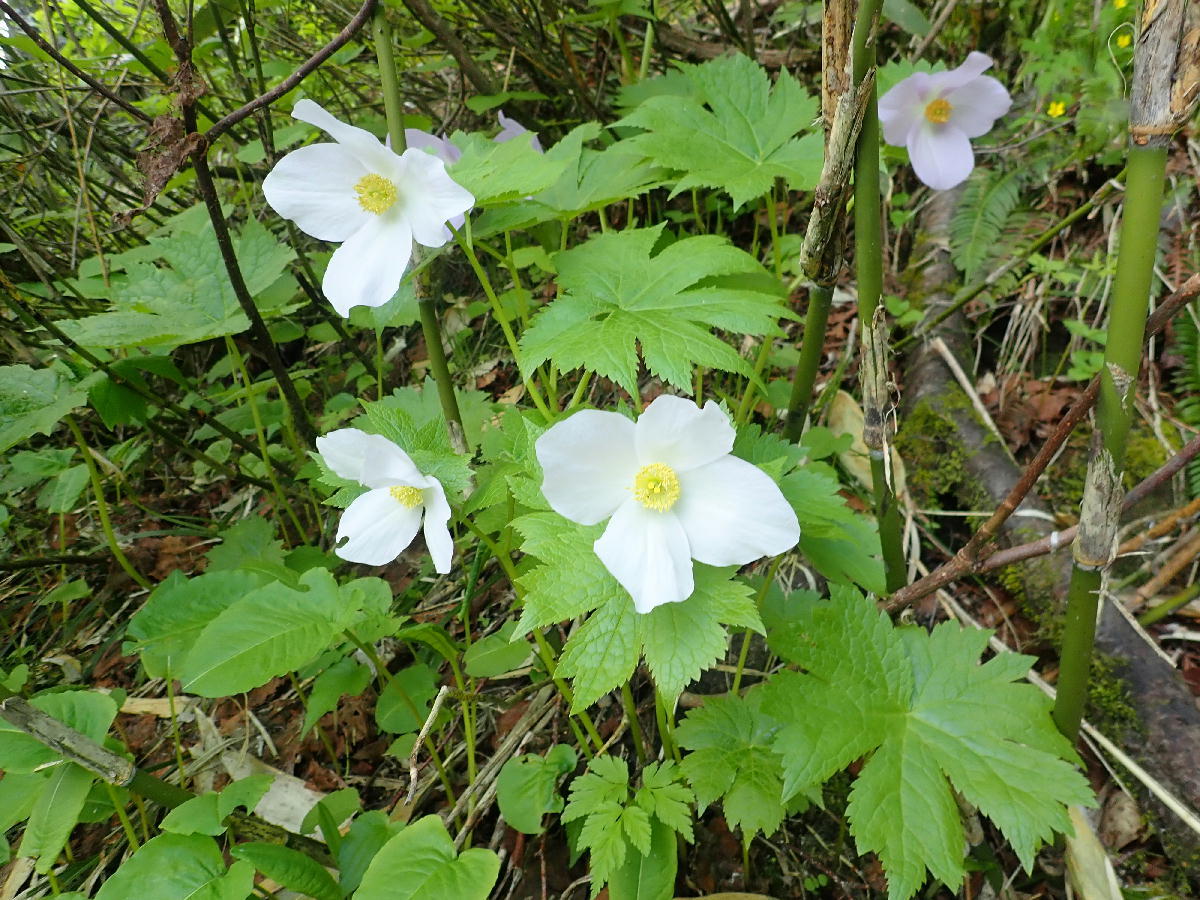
(950, 170), (1024, 282)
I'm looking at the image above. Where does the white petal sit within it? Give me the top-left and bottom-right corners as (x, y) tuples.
(926, 51), (994, 94)
(389, 148), (475, 248)
(322, 215), (413, 316)
(316, 428), (423, 487)
(262, 144), (371, 242)
(536, 410), (639, 525)
(335, 487), (423, 566)
(634, 396), (735, 472)
(877, 74), (929, 147)
(594, 501), (694, 614)
(907, 123), (974, 191)
(674, 456), (800, 566)
(945, 76), (1012, 138)
(292, 99), (397, 175)
(420, 478), (454, 574)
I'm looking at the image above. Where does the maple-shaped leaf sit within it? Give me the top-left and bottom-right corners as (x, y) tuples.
(761, 586), (1094, 900)
(632, 761), (695, 842)
(676, 690), (788, 840)
(520, 225), (788, 395)
(615, 53), (822, 209)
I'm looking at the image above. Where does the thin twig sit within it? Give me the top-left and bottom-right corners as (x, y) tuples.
(885, 272), (1200, 612)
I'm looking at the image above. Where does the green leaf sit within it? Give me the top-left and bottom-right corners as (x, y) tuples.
(496, 744), (578, 834)
(125, 570), (269, 679)
(0, 691), (118, 773)
(633, 761), (694, 841)
(205, 516), (287, 572)
(230, 842), (341, 900)
(94, 834), (232, 900)
(337, 811), (404, 895)
(302, 657), (372, 736)
(676, 690), (787, 839)
(178, 569), (349, 696)
(950, 170), (1023, 281)
(463, 621), (533, 677)
(376, 663), (439, 734)
(520, 226), (786, 394)
(606, 817), (677, 900)
(641, 568), (761, 704)
(761, 587), (1094, 900)
(0, 364), (95, 452)
(557, 593), (642, 712)
(0, 772), (44, 833)
(883, 0), (930, 35)
(355, 814), (500, 900)
(219, 774), (275, 819)
(37, 465), (89, 513)
(58, 215), (295, 350)
(450, 126), (588, 206)
(616, 53), (822, 208)
(160, 793), (223, 836)
(300, 787), (361, 838)
(19, 762), (94, 873)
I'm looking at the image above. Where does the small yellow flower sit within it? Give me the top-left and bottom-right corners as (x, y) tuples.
(1116, 33), (1132, 48)
(1114, 0), (1127, 9)
(1047, 101), (1067, 118)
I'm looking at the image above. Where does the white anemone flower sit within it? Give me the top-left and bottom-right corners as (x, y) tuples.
(316, 428), (453, 572)
(535, 395), (799, 614)
(262, 100), (474, 317)
(878, 51), (1012, 191)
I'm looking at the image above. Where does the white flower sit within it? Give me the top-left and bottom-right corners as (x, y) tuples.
(495, 110), (544, 152)
(316, 428), (453, 572)
(262, 100), (474, 317)
(535, 395), (799, 614)
(878, 52), (1012, 191)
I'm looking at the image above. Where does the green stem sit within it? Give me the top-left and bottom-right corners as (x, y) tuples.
(852, 0), (883, 324)
(1139, 583), (1200, 627)
(872, 453), (908, 592)
(784, 284), (833, 440)
(104, 782), (140, 851)
(372, 12), (406, 153)
(654, 689), (680, 762)
(65, 417), (151, 591)
(620, 682), (647, 764)
(1052, 145), (1167, 742)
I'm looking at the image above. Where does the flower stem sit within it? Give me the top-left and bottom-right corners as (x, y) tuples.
(371, 12), (406, 153)
(620, 682), (647, 764)
(65, 416), (151, 591)
(1052, 144), (1168, 743)
(654, 689), (680, 762)
(784, 283), (832, 440)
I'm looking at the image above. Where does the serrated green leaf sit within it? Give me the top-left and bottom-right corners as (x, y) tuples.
(19, 762), (93, 873)
(126, 570), (270, 679)
(634, 761), (694, 841)
(355, 814), (499, 900)
(450, 125), (587, 206)
(641, 568), (761, 703)
(496, 744), (578, 834)
(677, 690), (787, 839)
(514, 514), (623, 632)
(230, 842), (341, 900)
(761, 588), (1094, 900)
(302, 657), (372, 736)
(616, 53), (822, 208)
(0, 364), (96, 452)
(206, 517), (286, 571)
(520, 225), (786, 394)
(58, 216), (295, 350)
(179, 569), (348, 696)
(557, 593), (642, 712)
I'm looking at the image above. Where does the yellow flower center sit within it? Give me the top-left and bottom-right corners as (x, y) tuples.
(632, 463), (680, 512)
(389, 485), (423, 508)
(354, 173), (398, 215)
(924, 98), (953, 124)
(1047, 101), (1066, 118)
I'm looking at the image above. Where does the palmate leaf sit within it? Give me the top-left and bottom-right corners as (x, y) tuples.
(519, 225), (787, 395)
(615, 53), (822, 209)
(760, 587), (1094, 900)
(58, 216), (295, 350)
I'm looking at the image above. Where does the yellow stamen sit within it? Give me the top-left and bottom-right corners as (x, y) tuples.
(354, 173), (398, 215)
(924, 98), (953, 124)
(389, 485), (423, 508)
(632, 463), (680, 512)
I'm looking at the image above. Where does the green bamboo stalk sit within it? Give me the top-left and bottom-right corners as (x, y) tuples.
(850, 0), (905, 592)
(1052, 145), (1167, 741)
(1052, 0), (1192, 741)
(371, 9), (468, 450)
(784, 285), (832, 439)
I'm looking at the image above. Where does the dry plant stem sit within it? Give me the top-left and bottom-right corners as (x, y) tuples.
(1054, 0), (1194, 739)
(0, 687), (335, 866)
(1132, 530), (1200, 611)
(202, 0), (379, 144)
(0, 0), (151, 122)
(885, 272), (1200, 613)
